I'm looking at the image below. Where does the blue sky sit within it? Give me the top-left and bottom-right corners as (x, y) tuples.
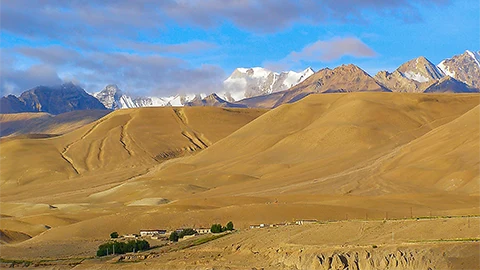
(0, 0), (478, 97)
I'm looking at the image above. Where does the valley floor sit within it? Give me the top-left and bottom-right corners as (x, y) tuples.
(1, 216), (479, 269)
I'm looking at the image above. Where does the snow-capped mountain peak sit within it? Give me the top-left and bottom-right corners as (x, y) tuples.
(437, 50), (480, 88)
(94, 84), (131, 109)
(220, 67), (315, 102)
(397, 56), (444, 83)
(95, 84), (206, 109)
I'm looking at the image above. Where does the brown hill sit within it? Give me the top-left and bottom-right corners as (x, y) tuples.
(151, 93), (478, 198)
(0, 229), (31, 244)
(0, 107), (266, 199)
(376, 103), (479, 194)
(0, 93), (479, 262)
(82, 93), (477, 230)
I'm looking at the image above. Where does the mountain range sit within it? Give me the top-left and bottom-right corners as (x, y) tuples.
(0, 82), (106, 114)
(92, 67), (315, 110)
(94, 50), (479, 110)
(1, 50), (479, 114)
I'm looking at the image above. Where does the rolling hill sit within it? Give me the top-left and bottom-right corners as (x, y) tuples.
(0, 92), (478, 264)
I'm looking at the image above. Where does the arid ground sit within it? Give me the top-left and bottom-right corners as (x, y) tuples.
(1, 93), (479, 269)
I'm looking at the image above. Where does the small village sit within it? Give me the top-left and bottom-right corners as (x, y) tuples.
(94, 220), (325, 256)
(115, 219), (319, 241)
(120, 227), (212, 241)
(249, 219), (318, 229)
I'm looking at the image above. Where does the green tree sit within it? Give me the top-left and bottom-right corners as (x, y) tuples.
(178, 228), (197, 238)
(169, 231), (179, 242)
(96, 240), (150, 257)
(110, 231), (119, 238)
(210, 224), (223, 233)
(226, 221), (234, 231)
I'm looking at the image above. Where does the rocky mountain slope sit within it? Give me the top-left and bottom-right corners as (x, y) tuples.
(0, 95), (30, 113)
(374, 56), (440, 93)
(424, 76), (478, 93)
(438, 50), (480, 88)
(185, 93), (247, 108)
(18, 82), (107, 114)
(272, 64), (388, 107)
(397, 56), (444, 82)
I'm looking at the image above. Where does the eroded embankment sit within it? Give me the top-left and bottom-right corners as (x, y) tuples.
(255, 244), (475, 270)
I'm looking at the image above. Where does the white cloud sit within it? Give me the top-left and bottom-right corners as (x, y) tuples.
(265, 37), (377, 70)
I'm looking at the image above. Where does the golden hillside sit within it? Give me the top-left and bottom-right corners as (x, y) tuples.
(0, 107), (266, 200)
(84, 92), (478, 228)
(0, 93), (479, 264)
(155, 93), (479, 195)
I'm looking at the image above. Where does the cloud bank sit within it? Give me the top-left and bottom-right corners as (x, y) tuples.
(265, 37), (377, 71)
(0, 0), (449, 96)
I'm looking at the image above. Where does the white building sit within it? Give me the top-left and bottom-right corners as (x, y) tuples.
(295, 219), (317, 225)
(139, 229), (166, 237)
(195, 228), (211, 234)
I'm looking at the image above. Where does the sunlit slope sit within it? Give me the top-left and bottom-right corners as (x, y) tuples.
(0, 107), (266, 191)
(0, 110), (110, 137)
(146, 93), (480, 198)
(377, 104), (480, 194)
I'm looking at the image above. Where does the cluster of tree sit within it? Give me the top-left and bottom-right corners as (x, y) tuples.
(96, 240), (150, 257)
(110, 231), (119, 238)
(169, 228), (198, 242)
(211, 221), (234, 233)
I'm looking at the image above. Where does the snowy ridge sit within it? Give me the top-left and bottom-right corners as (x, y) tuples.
(437, 60), (455, 77)
(94, 67), (314, 110)
(94, 84), (205, 109)
(403, 71), (430, 83)
(396, 56), (444, 83)
(220, 67), (314, 102)
(466, 50), (480, 68)
(435, 50), (480, 88)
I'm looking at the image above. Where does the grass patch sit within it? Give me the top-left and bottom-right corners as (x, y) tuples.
(408, 238), (480, 243)
(169, 232), (231, 252)
(1, 257), (91, 268)
(0, 258), (33, 266)
(192, 233), (227, 246)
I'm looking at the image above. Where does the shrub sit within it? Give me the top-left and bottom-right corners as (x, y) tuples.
(169, 231), (179, 242)
(178, 228), (197, 238)
(210, 224), (223, 233)
(110, 231), (119, 238)
(96, 240), (149, 257)
(226, 221), (234, 231)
